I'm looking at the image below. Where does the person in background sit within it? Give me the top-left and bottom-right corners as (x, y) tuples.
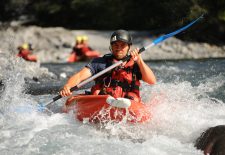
(80, 35), (101, 59)
(68, 35), (101, 62)
(68, 36), (83, 62)
(17, 43), (37, 62)
(61, 29), (156, 106)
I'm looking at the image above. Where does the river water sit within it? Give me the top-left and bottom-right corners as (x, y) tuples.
(0, 53), (225, 155)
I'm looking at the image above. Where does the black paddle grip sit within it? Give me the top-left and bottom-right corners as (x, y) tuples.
(122, 47), (146, 62)
(52, 86), (78, 102)
(53, 95), (62, 102)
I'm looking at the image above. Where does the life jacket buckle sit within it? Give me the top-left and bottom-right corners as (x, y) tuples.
(115, 80), (120, 86)
(103, 77), (111, 88)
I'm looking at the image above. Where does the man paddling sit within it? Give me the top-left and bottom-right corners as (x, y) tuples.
(60, 30), (156, 106)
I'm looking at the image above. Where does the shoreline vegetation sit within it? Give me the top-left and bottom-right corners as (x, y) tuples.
(1, 1), (225, 46)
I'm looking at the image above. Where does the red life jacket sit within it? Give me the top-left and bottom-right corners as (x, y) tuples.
(69, 46), (94, 62)
(17, 49), (31, 58)
(91, 55), (141, 102)
(17, 49), (37, 62)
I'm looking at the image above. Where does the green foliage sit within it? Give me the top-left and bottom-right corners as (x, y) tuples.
(219, 10), (225, 21)
(0, 0), (224, 43)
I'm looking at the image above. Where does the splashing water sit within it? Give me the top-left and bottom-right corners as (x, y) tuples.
(0, 52), (225, 154)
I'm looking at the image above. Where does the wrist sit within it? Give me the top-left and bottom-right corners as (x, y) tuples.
(64, 84), (72, 89)
(136, 57), (143, 65)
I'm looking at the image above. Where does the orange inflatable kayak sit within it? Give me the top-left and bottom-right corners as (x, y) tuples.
(62, 95), (151, 123)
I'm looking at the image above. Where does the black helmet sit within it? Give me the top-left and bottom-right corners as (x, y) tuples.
(110, 30), (132, 45)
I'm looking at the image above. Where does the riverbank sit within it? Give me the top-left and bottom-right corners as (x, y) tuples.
(0, 25), (224, 63)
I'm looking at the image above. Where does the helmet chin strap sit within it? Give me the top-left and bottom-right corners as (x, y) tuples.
(109, 45), (130, 60)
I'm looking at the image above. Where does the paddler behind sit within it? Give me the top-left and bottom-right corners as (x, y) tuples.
(68, 35), (101, 62)
(17, 43), (37, 62)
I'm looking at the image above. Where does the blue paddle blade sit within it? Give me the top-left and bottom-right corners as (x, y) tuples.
(37, 103), (46, 112)
(13, 105), (34, 113)
(13, 104), (49, 113)
(153, 14), (204, 45)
